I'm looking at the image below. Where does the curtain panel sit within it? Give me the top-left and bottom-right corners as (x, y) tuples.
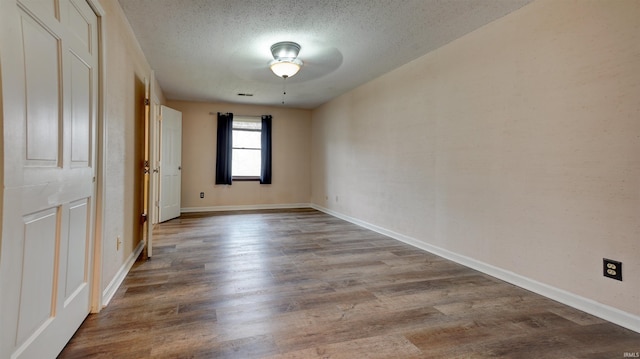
(260, 115), (272, 184)
(215, 112), (233, 185)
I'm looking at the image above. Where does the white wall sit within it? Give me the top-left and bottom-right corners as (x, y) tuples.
(311, 0), (640, 320)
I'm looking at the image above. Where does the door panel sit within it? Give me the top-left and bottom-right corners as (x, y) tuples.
(17, 208), (58, 346)
(0, 0), (99, 357)
(159, 106), (182, 222)
(22, 13), (60, 164)
(67, 0), (91, 51)
(70, 53), (91, 165)
(18, 0), (56, 19)
(64, 198), (89, 301)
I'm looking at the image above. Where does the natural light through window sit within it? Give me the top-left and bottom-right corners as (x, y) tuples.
(232, 118), (262, 178)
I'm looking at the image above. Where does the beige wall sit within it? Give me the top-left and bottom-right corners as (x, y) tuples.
(311, 0), (640, 316)
(167, 101), (311, 209)
(98, 0), (159, 293)
(0, 55), (3, 255)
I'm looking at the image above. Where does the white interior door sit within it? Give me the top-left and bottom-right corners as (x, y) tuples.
(0, 0), (99, 358)
(147, 72), (160, 257)
(159, 105), (182, 222)
(151, 99), (161, 225)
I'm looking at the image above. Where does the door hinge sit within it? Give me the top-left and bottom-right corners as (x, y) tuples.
(144, 98), (150, 106)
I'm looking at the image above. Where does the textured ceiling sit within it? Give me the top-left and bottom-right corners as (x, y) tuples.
(118, 0), (533, 109)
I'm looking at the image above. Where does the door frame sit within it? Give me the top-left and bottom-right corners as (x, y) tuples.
(137, 75), (149, 259)
(87, 0), (106, 313)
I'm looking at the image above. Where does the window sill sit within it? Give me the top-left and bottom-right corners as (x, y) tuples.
(232, 176), (260, 181)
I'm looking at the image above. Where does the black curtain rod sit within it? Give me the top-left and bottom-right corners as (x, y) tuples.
(209, 112), (270, 117)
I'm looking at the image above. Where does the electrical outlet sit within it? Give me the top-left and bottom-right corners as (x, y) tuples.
(603, 258), (622, 281)
(116, 236), (122, 251)
(200, 192), (204, 198)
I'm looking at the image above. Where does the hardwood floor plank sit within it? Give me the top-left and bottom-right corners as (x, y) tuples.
(266, 335), (423, 359)
(59, 209), (640, 358)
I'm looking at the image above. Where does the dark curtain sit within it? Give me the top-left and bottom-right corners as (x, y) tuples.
(215, 112), (233, 185)
(260, 115), (272, 184)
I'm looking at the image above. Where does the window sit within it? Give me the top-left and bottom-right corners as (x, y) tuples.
(232, 117), (262, 179)
(215, 113), (271, 185)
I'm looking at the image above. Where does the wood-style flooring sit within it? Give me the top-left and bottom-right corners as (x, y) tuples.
(60, 209), (640, 358)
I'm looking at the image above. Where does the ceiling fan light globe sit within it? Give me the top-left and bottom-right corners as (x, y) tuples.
(270, 60), (302, 78)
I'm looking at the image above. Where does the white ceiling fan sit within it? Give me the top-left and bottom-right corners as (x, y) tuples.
(227, 39), (343, 104)
(269, 41), (304, 78)
(228, 38), (343, 84)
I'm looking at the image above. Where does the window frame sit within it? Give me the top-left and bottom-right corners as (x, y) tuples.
(231, 117), (262, 181)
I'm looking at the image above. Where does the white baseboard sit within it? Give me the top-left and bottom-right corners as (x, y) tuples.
(311, 204), (640, 333)
(101, 239), (145, 307)
(181, 203), (311, 213)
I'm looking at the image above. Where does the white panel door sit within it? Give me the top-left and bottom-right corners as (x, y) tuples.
(159, 106), (182, 222)
(0, 0), (98, 357)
